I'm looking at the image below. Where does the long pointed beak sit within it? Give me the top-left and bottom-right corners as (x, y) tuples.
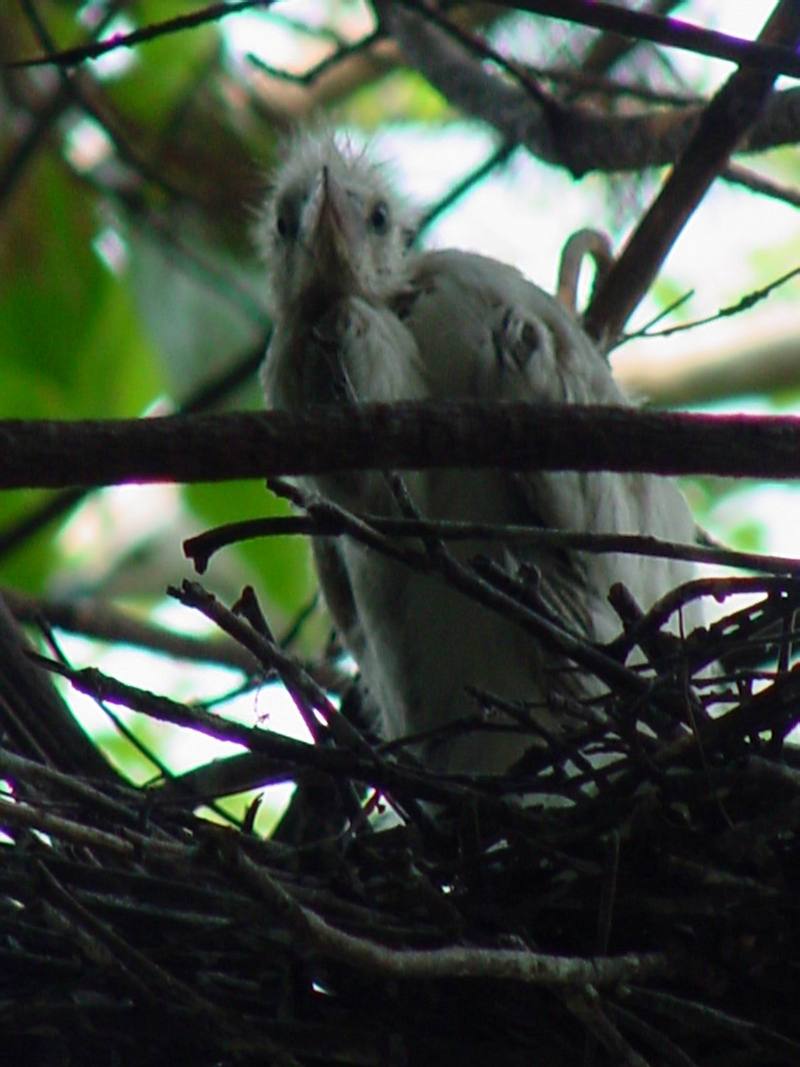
(304, 167), (364, 280)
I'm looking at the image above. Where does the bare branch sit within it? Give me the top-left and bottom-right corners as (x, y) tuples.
(4, 588), (259, 672)
(4, 404), (800, 489)
(510, 0), (800, 76)
(184, 512), (800, 580)
(7, 1), (276, 68)
(584, 1), (800, 344)
(381, 3), (800, 174)
(236, 848), (674, 988)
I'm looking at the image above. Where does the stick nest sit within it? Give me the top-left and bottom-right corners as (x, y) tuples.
(2, 568), (800, 1067)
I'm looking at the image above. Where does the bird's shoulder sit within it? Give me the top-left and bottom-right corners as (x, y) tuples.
(396, 249), (536, 315)
(390, 248), (622, 405)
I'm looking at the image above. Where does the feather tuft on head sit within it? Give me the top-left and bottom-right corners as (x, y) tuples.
(256, 131), (416, 315)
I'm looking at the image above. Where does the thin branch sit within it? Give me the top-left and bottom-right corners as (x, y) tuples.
(267, 479), (646, 699)
(19, 0), (187, 205)
(723, 162), (800, 209)
(618, 987), (800, 1058)
(381, 3), (800, 175)
(0, 0), (127, 211)
(183, 512), (800, 580)
(28, 648), (520, 808)
(577, 0), (686, 79)
(510, 0), (800, 77)
(37, 861), (226, 1017)
(246, 30), (383, 86)
(400, 1), (556, 112)
(4, 587), (259, 672)
(169, 580), (373, 755)
(7, 1), (276, 69)
(628, 264), (800, 342)
(564, 986), (653, 1067)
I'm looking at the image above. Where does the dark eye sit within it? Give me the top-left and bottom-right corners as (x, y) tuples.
(369, 201), (390, 234)
(276, 209), (296, 240)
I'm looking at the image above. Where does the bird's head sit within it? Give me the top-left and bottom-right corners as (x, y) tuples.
(258, 133), (414, 318)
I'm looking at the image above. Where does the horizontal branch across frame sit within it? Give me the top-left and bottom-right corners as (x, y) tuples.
(2, 401), (800, 490)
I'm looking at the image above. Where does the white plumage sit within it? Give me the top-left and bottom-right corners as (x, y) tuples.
(259, 133), (702, 775)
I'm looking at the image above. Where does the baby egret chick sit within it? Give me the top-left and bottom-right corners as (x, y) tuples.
(259, 132), (702, 776)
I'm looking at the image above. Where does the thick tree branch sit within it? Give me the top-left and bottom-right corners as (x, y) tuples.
(381, 3), (800, 175)
(3, 403), (800, 490)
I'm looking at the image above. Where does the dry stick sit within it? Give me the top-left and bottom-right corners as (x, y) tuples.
(577, 0), (685, 80)
(183, 511), (800, 579)
(267, 479), (646, 697)
(723, 162), (800, 210)
(0, 794), (182, 860)
(602, 999), (693, 1067)
(0, 594), (118, 781)
(191, 487), (690, 794)
(618, 986), (800, 1057)
(564, 985), (652, 1067)
(4, 587), (259, 672)
(511, 0), (800, 77)
(584, 0), (800, 347)
(168, 579), (374, 756)
(626, 574), (800, 651)
(233, 847), (673, 988)
(0, 747), (144, 826)
(37, 861), (226, 1018)
(29, 649), (498, 808)
(9, 1), (272, 68)
(0, 795), (301, 1061)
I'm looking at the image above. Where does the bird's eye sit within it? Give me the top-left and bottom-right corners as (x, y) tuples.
(276, 210), (296, 240)
(369, 201), (390, 234)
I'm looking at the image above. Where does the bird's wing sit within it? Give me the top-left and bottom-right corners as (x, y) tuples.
(393, 250), (700, 640)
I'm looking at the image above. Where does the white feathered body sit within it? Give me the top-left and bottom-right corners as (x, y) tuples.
(261, 136), (700, 774)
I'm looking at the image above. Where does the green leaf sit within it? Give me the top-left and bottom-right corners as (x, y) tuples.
(0, 154), (164, 593)
(0, 155), (163, 420)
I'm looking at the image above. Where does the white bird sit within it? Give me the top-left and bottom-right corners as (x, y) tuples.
(259, 132), (702, 777)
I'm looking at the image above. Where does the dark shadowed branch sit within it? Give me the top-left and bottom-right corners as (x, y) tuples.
(3, 403), (800, 490)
